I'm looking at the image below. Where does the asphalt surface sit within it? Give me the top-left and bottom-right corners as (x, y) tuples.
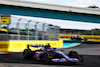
(0, 43), (100, 67)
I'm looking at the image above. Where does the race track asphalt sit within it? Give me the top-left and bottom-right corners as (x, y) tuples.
(0, 43), (100, 67)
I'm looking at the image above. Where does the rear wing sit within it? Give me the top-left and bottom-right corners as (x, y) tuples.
(27, 44), (43, 48)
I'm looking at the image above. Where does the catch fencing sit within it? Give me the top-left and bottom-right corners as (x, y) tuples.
(0, 15), (60, 41)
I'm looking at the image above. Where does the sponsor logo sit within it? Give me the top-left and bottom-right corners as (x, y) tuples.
(52, 58), (67, 62)
(0, 44), (8, 48)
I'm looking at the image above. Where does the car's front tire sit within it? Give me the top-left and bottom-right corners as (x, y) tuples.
(78, 55), (84, 62)
(68, 51), (84, 62)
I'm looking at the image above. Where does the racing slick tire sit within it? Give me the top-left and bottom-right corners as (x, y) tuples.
(68, 51), (79, 58)
(43, 52), (50, 63)
(23, 49), (32, 59)
(78, 55), (84, 62)
(68, 51), (83, 62)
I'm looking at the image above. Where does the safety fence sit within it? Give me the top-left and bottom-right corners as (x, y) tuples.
(0, 15), (60, 41)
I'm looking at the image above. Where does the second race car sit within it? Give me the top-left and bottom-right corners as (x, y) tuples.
(71, 36), (87, 42)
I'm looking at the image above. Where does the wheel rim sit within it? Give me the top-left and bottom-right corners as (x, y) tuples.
(43, 52), (49, 63)
(44, 54), (48, 61)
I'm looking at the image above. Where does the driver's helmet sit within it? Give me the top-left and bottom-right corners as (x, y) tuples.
(44, 44), (51, 51)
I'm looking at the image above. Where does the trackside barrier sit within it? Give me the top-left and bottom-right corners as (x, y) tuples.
(0, 41), (9, 52)
(0, 40), (63, 52)
(59, 34), (100, 42)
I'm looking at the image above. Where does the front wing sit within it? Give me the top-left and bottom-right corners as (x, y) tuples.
(52, 51), (79, 62)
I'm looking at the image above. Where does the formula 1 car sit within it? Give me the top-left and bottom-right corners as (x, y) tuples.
(71, 36), (87, 42)
(23, 44), (83, 63)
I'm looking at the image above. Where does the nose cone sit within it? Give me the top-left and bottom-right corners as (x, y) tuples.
(69, 58), (79, 62)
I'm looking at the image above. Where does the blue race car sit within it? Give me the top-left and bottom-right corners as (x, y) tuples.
(23, 44), (83, 63)
(71, 36), (87, 42)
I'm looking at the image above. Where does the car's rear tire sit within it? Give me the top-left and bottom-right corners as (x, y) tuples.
(23, 49), (32, 59)
(43, 52), (50, 63)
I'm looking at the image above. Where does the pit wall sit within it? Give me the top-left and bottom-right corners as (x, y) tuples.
(59, 34), (100, 42)
(0, 40), (63, 52)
